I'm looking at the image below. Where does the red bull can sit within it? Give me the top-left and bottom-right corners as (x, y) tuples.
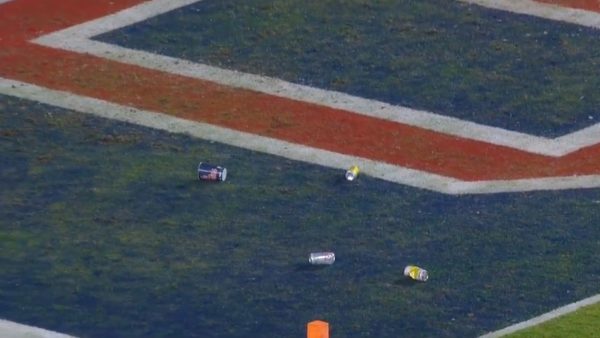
(197, 162), (227, 182)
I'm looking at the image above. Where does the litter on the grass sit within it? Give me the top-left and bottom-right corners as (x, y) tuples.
(404, 265), (429, 282)
(345, 165), (360, 181)
(197, 162), (227, 182)
(309, 252), (335, 265)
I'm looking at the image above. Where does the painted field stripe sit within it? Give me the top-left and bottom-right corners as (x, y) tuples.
(0, 45), (527, 182)
(32, 0), (600, 158)
(4, 77), (600, 195)
(0, 0), (145, 42)
(462, 0), (600, 27)
(0, 319), (76, 338)
(35, 31), (590, 158)
(0, 77), (460, 193)
(7, 41), (600, 183)
(479, 293), (600, 337)
(0, 0), (576, 184)
(536, 0), (600, 13)
(3, 0), (600, 192)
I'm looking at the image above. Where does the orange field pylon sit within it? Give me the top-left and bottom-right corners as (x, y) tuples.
(307, 320), (329, 338)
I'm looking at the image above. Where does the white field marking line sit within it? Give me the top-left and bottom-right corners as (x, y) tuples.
(0, 77), (456, 193)
(479, 293), (600, 337)
(4, 77), (600, 194)
(462, 0), (600, 29)
(31, 0), (600, 158)
(0, 319), (77, 338)
(2, 4), (598, 338)
(0, 0), (15, 4)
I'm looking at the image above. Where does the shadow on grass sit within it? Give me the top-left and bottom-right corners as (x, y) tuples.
(392, 278), (421, 287)
(293, 263), (331, 272)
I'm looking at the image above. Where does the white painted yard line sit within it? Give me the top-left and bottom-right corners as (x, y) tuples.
(479, 294), (600, 337)
(32, 36), (569, 157)
(3, 77), (600, 194)
(0, 319), (76, 338)
(462, 0), (600, 29)
(0, 77), (458, 193)
(2, 2), (599, 338)
(447, 175), (600, 194)
(32, 0), (600, 157)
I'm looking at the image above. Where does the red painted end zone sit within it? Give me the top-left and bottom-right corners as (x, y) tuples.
(2, 0), (600, 182)
(535, 0), (600, 13)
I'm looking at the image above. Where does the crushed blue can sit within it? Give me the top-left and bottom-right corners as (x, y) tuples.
(197, 162), (227, 182)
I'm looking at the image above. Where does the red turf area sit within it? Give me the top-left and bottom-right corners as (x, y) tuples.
(3, 0), (600, 183)
(536, 0), (600, 12)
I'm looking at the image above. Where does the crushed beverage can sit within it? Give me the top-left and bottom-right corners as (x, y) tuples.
(345, 165), (360, 181)
(309, 252), (335, 265)
(404, 265), (429, 282)
(197, 162), (227, 182)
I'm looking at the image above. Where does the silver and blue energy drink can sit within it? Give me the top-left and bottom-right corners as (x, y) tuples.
(197, 162), (227, 182)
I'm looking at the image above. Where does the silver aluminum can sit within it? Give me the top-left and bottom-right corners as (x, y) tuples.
(197, 162), (227, 182)
(345, 165), (360, 181)
(404, 265), (429, 282)
(309, 252), (335, 265)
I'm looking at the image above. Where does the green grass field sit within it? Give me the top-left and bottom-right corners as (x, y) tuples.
(3, 0), (600, 336)
(2, 92), (600, 337)
(506, 302), (600, 338)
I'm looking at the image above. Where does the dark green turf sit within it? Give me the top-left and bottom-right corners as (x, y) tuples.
(1, 95), (600, 338)
(507, 302), (600, 338)
(97, 0), (600, 137)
